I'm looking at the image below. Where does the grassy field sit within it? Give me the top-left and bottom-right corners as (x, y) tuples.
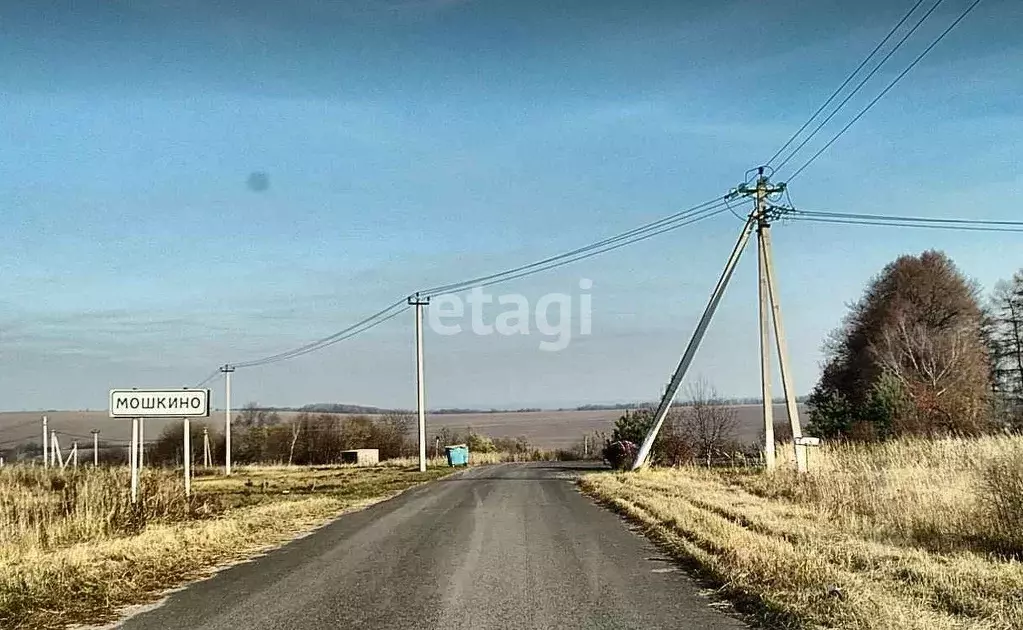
(580, 435), (1023, 630)
(0, 463), (451, 629)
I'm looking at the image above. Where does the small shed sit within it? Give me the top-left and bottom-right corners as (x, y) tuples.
(340, 449), (379, 466)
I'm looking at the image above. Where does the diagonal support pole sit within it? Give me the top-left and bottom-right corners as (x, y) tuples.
(631, 217), (756, 470)
(758, 224), (776, 470)
(760, 226), (807, 473)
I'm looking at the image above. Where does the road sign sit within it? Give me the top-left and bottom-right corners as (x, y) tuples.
(109, 389), (211, 418)
(794, 436), (821, 447)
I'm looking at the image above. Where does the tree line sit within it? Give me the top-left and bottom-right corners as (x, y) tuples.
(142, 405), (553, 466)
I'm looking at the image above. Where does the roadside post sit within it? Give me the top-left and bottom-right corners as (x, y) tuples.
(183, 417), (192, 498)
(794, 436), (822, 470)
(110, 388), (211, 502)
(130, 418), (139, 503)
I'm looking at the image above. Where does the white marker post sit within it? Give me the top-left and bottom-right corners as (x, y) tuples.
(42, 416), (49, 468)
(183, 418), (191, 498)
(92, 430), (100, 467)
(138, 418), (145, 470)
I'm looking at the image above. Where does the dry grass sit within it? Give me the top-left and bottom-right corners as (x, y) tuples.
(580, 434), (1023, 630)
(0, 462), (451, 629)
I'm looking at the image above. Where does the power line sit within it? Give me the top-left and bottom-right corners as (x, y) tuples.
(765, 0), (930, 167)
(773, 0), (947, 173)
(789, 209), (1023, 232)
(425, 203), (732, 297)
(194, 369), (222, 389)
(419, 197), (728, 297)
(205, 195), (734, 375)
(229, 299), (409, 369)
(786, 0), (984, 182)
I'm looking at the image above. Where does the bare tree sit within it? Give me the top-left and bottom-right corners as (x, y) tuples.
(870, 311), (991, 435)
(661, 378), (738, 466)
(287, 413), (305, 465)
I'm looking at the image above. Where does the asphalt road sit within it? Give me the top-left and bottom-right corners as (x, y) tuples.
(116, 462), (747, 630)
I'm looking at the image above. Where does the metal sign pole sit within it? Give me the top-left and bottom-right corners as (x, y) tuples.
(130, 418), (139, 504)
(183, 417), (191, 498)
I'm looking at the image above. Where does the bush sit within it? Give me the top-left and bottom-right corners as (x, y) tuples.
(603, 440), (637, 470)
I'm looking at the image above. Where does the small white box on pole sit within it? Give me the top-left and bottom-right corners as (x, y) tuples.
(795, 436), (821, 447)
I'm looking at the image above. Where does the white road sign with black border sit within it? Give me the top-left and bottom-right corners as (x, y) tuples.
(109, 389), (211, 418)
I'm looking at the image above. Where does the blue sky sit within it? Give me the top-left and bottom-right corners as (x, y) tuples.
(1, 0), (1021, 411)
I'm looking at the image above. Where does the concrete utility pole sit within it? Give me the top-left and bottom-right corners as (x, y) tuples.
(51, 430), (60, 468)
(42, 416), (48, 468)
(409, 294), (431, 473)
(747, 167), (806, 473)
(221, 364), (235, 476)
(756, 171), (778, 471)
(91, 430), (100, 467)
(632, 167), (807, 473)
(203, 427), (211, 468)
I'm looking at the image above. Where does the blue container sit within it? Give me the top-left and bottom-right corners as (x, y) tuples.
(445, 444), (470, 467)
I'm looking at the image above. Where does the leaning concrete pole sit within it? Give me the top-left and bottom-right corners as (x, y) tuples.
(632, 217), (755, 470)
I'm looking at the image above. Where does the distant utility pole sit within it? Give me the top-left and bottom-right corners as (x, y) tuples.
(51, 430), (61, 468)
(221, 364), (235, 476)
(91, 430), (100, 467)
(42, 416), (49, 468)
(409, 293), (431, 473)
(203, 427), (211, 468)
(632, 166), (806, 472)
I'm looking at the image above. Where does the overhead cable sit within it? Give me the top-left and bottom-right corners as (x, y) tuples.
(773, 0), (948, 174)
(785, 0), (984, 182)
(765, 0), (931, 167)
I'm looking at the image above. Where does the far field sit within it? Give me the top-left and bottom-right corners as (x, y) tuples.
(0, 404), (802, 453)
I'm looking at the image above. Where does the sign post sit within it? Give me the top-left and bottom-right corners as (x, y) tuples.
(110, 389), (211, 502)
(130, 418), (139, 503)
(183, 418), (191, 498)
